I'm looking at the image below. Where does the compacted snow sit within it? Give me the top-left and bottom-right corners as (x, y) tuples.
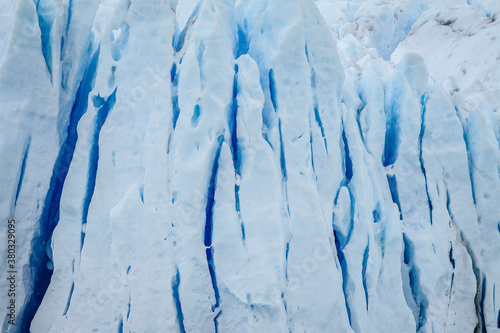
(0, 0), (499, 332)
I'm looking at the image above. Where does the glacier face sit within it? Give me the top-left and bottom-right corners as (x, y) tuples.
(0, 0), (499, 332)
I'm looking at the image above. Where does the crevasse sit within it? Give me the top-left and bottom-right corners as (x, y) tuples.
(0, 0), (499, 332)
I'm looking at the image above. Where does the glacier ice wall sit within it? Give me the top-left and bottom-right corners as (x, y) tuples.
(0, 0), (499, 332)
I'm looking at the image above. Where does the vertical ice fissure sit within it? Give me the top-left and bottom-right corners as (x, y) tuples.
(443, 182), (484, 333)
(305, 43), (328, 155)
(334, 229), (351, 327)
(34, 0), (56, 82)
(341, 126), (353, 183)
(19, 44), (101, 332)
(362, 239), (370, 311)
(272, 68), (292, 329)
(62, 282), (74, 316)
(278, 120), (290, 216)
(204, 135), (224, 326)
(269, 69), (278, 114)
(444, 242), (455, 330)
(279, 118), (292, 304)
(235, 26), (249, 59)
(170, 62), (180, 129)
(117, 316), (123, 333)
(418, 93), (433, 225)
(127, 293), (131, 321)
(230, 67), (245, 244)
(81, 87), (117, 252)
(402, 233), (428, 329)
(6, 1), (498, 332)
(172, 267), (186, 333)
(455, 105), (477, 206)
(12, 137), (31, 217)
(386, 174), (403, 220)
(383, 90), (401, 167)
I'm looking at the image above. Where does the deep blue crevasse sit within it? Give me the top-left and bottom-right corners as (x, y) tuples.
(278, 119), (287, 182)
(80, 87), (117, 251)
(449, 243), (455, 269)
(334, 230), (351, 326)
(117, 317), (123, 333)
(229, 66), (246, 244)
(62, 283), (74, 316)
(269, 69), (278, 113)
(172, 267), (186, 333)
(383, 91), (401, 167)
(362, 240), (370, 310)
(19, 45), (101, 331)
(204, 134), (225, 316)
(230, 65), (240, 174)
(387, 174), (403, 220)
(341, 128), (353, 182)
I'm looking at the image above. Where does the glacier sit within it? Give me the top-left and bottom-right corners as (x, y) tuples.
(0, 0), (499, 332)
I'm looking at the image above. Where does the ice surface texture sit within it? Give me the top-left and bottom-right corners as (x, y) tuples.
(0, 0), (499, 332)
